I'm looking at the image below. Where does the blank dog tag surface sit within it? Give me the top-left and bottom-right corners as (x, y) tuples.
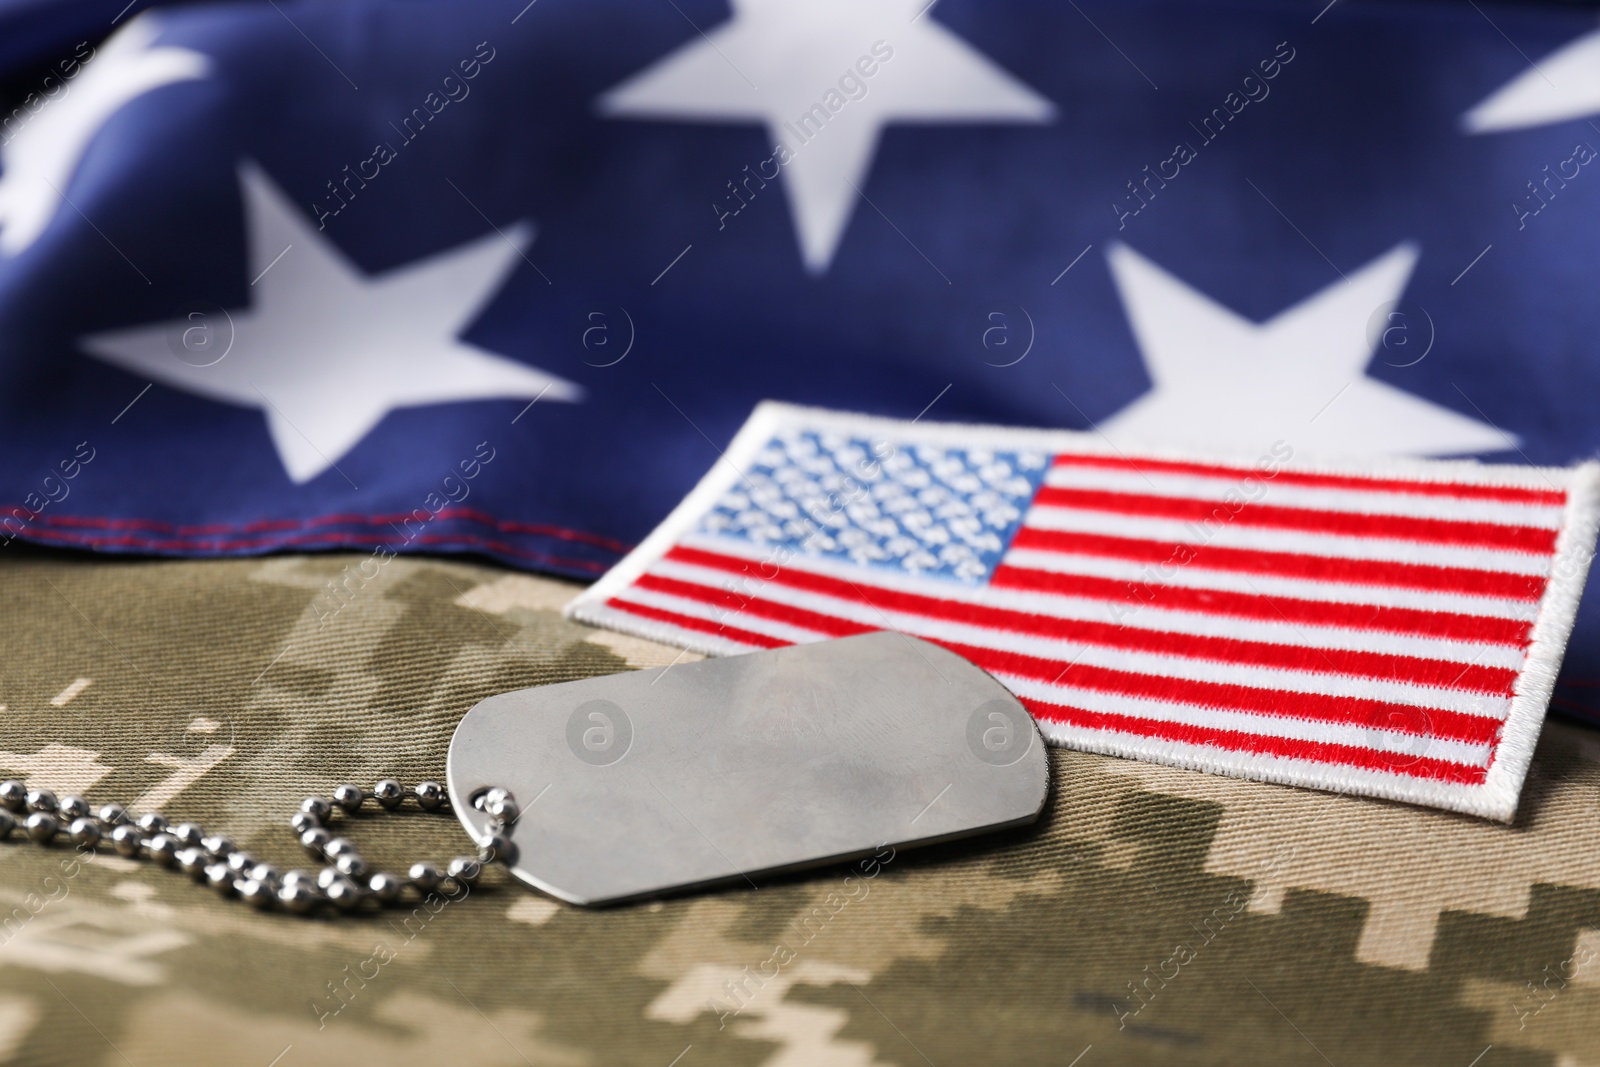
(447, 632), (1049, 905)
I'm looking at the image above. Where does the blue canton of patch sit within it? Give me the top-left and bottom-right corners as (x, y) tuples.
(698, 430), (1049, 583)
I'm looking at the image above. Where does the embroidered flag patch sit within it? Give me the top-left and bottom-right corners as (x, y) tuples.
(567, 402), (1600, 820)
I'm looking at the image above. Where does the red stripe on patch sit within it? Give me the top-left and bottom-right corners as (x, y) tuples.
(1031, 486), (1557, 553)
(604, 597), (789, 649)
(1008, 527), (1546, 600)
(1048, 453), (1566, 506)
(988, 564), (1531, 646)
(1020, 696), (1489, 785)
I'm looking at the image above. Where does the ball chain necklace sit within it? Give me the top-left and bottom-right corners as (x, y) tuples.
(0, 634), (1049, 911)
(0, 776), (510, 913)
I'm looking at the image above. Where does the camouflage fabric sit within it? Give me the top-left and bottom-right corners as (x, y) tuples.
(2, 550), (1600, 1066)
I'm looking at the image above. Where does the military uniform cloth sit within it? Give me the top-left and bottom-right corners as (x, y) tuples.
(2, 552), (1600, 1065)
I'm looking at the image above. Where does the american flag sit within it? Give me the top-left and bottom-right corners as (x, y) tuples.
(10, 0), (1600, 809)
(570, 403), (1600, 820)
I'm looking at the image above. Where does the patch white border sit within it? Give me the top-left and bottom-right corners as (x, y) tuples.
(569, 401), (1600, 821)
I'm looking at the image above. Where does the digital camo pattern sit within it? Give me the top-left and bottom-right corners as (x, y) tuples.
(1, 551), (1599, 1066)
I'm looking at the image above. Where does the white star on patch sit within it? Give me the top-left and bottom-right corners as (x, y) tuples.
(599, 0), (1053, 273)
(1097, 242), (1517, 457)
(1463, 27), (1600, 133)
(82, 163), (580, 484)
(0, 14), (208, 255)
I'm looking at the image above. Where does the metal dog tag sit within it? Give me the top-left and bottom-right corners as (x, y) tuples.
(447, 632), (1048, 905)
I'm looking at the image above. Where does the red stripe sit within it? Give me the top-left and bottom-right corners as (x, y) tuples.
(655, 548), (1518, 694)
(603, 597), (788, 649)
(989, 564), (1530, 646)
(1008, 527), (1546, 601)
(623, 570), (1505, 748)
(1049, 453), (1566, 506)
(1031, 486), (1557, 553)
(942, 641), (1502, 747)
(1019, 696), (1488, 785)
(634, 573), (874, 642)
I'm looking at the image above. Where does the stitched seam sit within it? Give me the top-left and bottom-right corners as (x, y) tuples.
(16, 507), (631, 552)
(13, 525), (614, 574)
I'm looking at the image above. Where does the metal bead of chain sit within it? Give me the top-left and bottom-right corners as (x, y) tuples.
(0, 777), (518, 917)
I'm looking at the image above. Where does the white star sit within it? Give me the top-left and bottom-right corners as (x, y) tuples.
(599, 0), (1053, 273)
(1463, 26), (1600, 134)
(82, 163), (581, 484)
(1097, 242), (1517, 457)
(0, 14), (208, 255)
